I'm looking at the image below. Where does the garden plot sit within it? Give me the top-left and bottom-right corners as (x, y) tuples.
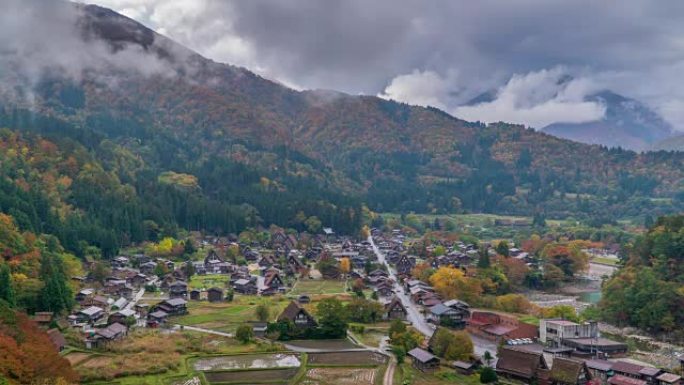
(203, 368), (298, 383)
(307, 351), (387, 366)
(302, 368), (377, 385)
(193, 353), (301, 371)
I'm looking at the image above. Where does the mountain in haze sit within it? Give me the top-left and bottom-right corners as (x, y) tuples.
(0, 2), (682, 256)
(542, 91), (674, 151)
(653, 132), (684, 151)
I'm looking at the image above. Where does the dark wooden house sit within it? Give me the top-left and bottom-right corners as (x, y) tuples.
(496, 346), (549, 383)
(383, 296), (407, 321)
(408, 348), (440, 372)
(207, 287), (224, 302)
(550, 357), (592, 385)
(277, 301), (317, 329)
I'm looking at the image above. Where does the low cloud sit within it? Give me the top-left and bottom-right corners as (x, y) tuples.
(453, 68), (606, 128)
(378, 70), (456, 109)
(82, 0), (684, 131)
(0, 0), (181, 104)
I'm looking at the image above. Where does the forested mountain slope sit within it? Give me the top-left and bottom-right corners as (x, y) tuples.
(0, 4), (682, 258)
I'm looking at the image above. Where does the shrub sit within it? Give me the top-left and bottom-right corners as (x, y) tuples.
(236, 324), (254, 344)
(480, 366), (498, 383)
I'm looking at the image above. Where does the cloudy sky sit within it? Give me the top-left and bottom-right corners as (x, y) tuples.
(38, 1), (684, 130)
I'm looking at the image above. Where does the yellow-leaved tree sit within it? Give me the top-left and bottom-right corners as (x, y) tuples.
(429, 266), (482, 304)
(339, 258), (351, 273)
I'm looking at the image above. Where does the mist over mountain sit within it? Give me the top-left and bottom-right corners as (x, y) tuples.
(543, 91), (675, 151)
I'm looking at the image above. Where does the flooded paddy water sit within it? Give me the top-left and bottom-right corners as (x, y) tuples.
(193, 353), (301, 371)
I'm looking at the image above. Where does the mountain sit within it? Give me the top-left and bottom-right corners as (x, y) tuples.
(652, 132), (684, 152)
(0, 4), (683, 258)
(542, 91), (674, 151)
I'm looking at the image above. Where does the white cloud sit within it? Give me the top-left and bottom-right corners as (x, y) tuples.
(58, 0), (684, 131)
(453, 68), (606, 128)
(378, 70), (455, 109)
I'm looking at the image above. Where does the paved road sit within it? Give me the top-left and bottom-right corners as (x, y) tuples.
(369, 236), (498, 363)
(124, 287), (146, 311)
(369, 236), (435, 337)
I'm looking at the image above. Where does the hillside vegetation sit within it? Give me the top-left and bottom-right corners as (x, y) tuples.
(0, 4), (682, 260)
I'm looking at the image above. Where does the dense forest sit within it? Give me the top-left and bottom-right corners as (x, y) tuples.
(599, 215), (684, 337)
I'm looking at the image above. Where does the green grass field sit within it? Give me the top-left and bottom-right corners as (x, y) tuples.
(394, 364), (481, 385)
(591, 257), (619, 266)
(289, 279), (348, 295)
(174, 296), (290, 332)
(188, 274), (232, 289)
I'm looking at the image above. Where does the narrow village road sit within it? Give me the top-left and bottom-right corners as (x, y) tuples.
(369, 236), (435, 337)
(369, 236), (498, 363)
(172, 324), (233, 337)
(124, 287), (146, 311)
(383, 358), (396, 385)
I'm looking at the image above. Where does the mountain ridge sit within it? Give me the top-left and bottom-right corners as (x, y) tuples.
(0, 3), (682, 244)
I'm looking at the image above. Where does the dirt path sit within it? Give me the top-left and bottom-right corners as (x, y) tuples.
(383, 358), (395, 385)
(172, 324), (233, 337)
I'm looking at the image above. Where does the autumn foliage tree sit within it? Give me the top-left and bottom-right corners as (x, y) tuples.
(429, 266), (482, 304)
(339, 257), (351, 274)
(541, 242), (589, 278)
(0, 300), (79, 384)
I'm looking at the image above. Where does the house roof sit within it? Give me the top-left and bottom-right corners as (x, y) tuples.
(208, 287), (224, 293)
(164, 298), (187, 307)
(97, 322), (127, 339)
(612, 361), (645, 376)
(657, 373), (682, 383)
(385, 297), (406, 312)
(443, 299), (470, 308)
(639, 367), (662, 377)
(407, 348), (438, 364)
(33, 312), (53, 323)
(585, 359), (613, 372)
(114, 309), (135, 318)
(496, 346), (547, 379)
(113, 298), (128, 309)
(429, 303), (450, 316)
(278, 301), (304, 321)
(47, 328), (66, 349)
(149, 310), (168, 319)
(546, 319), (579, 327)
(608, 375), (647, 385)
(550, 357), (585, 384)
(277, 301), (315, 324)
(79, 306), (104, 316)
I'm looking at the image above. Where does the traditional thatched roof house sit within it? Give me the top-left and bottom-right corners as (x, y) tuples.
(550, 357), (592, 385)
(277, 301), (317, 328)
(496, 346), (549, 383)
(383, 296), (407, 321)
(47, 328), (67, 352)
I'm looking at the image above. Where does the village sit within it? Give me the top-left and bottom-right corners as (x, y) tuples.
(33, 225), (684, 385)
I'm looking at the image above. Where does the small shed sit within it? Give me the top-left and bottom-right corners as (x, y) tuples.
(252, 322), (268, 338)
(408, 348), (440, 372)
(190, 289), (201, 301)
(47, 328), (67, 352)
(452, 360), (481, 375)
(208, 287), (224, 303)
(297, 295), (311, 304)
